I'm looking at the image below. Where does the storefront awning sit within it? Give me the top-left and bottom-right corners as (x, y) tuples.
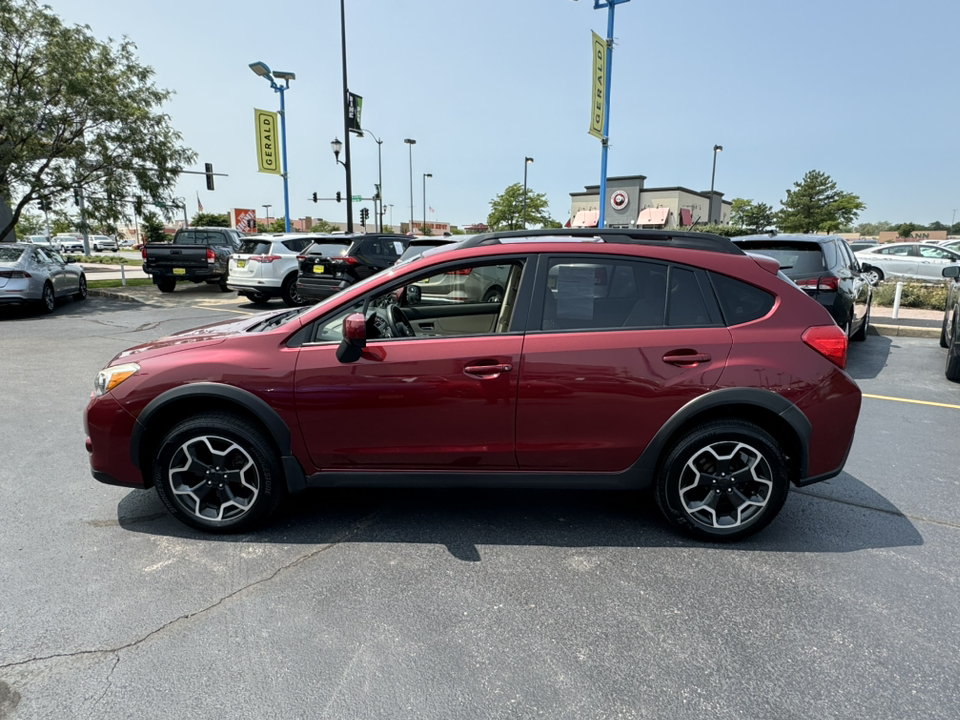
(571, 210), (599, 228)
(637, 207), (670, 227)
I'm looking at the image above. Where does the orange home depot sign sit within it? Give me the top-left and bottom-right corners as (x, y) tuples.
(230, 208), (258, 234)
(254, 109), (282, 175)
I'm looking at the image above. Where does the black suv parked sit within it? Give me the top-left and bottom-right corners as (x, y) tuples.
(732, 233), (872, 341)
(296, 234), (409, 302)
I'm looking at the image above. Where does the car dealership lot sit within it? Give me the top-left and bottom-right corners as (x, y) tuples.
(1, 298), (959, 718)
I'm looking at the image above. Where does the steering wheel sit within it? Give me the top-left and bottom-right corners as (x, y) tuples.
(390, 305), (416, 337)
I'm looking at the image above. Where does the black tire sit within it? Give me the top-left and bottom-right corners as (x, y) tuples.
(40, 282), (55, 314)
(940, 312), (951, 349)
(863, 267), (883, 286)
(850, 303), (869, 342)
(281, 274), (305, 307)
(157, 277), (176, 293)
(482, 286), (504, 303)
(152, 412), (286, 533)
(946, 316), (960, 382)
(246, 292), (271, 305)
(655, 420), (790, 541)
(74, 273), (88, 301)
(218, 274), (230, 292)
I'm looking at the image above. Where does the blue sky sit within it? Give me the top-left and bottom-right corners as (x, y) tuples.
(51, 0), (960, 228)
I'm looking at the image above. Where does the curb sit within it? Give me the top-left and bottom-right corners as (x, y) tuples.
(88, 288), (146, 304)
(870, 323), (940, 339)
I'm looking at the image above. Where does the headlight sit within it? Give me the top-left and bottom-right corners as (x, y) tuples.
(94, 363), (140, 396)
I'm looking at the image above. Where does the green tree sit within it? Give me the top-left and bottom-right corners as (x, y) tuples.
(448, 226), (465, 235)
(928, 221), (947, 231)
(417, 225), (434, 236)
(309, 219), (337, 234)
(0, 0), (196, 240)
(14, 211), (43, 236)
(897, 222), (919, 239)
(140, 211), (167, 243)
(191, 212), (230, 227)
(730, 198), (775, 233)
(776, 170), (865, 233)
(854, 220), (892, 236)
(487, 183), (555, 231)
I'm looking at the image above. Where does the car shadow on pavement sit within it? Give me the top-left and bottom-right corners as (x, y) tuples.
(115, 471), (923, 560)
(845, 333), (893, 380)
(0, 295), (142, 321)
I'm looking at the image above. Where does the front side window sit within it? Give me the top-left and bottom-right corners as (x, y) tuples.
(919, 245), (957, 260)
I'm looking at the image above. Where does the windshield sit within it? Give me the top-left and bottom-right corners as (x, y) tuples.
(239, 241), (271, 255)
(304, 242), (352, 258)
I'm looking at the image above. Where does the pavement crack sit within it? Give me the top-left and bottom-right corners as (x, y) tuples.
(794, 489), (960, 530)
(86, 653), (120, 718)
(0, 509), (384, 672)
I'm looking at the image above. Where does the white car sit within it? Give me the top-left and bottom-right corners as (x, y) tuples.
(227, 233), (317, 306)
(21, 235), (55, 248)
(54, 234), (85, 254)
(89, 235), (119, 252)
(855, 242), (960, 285)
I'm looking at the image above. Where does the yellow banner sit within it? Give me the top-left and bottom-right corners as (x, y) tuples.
(254, 109), (282, 175)
(589, 31), (606, 140)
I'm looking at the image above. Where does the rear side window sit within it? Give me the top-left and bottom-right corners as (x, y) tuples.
(667, 267), (714, 327)
(282, 239), (309, 252)
(0, 247), (25, 262)
(733, 241), (827, 278)
(176, 230), (229, 246)
(709, 273), (775, 326)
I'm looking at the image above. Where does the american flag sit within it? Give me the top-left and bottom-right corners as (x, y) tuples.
(429, 206), (434, 214)
(197, 192), (203, 213)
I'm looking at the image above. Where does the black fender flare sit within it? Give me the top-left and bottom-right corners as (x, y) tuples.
(130, 382), (306, 493)
(633, 387), (811, 479)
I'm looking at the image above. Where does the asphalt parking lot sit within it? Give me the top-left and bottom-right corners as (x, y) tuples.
(1, 295), (959, 719)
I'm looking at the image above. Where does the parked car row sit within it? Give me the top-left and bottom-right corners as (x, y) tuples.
(85, 228), (862, 542)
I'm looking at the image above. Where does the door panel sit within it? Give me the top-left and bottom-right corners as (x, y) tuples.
(516, 327), (732, 472)
(295, 335), (522, 470)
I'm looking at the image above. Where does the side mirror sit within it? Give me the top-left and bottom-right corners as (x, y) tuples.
(406, 285), (421, 305)
(944, 265), (960, 279)
(336, 312), (367, 363)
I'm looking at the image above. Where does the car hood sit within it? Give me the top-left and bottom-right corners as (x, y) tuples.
(111, 309), (295, 363)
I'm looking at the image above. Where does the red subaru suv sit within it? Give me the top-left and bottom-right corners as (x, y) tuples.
(84, 229), (861, 541)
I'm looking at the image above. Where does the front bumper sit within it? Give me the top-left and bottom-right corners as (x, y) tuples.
(84, 393), (146, 488)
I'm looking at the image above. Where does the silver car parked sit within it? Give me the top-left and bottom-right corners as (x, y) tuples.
(854, 242), (960, 285)
(0, 244), (88, 313)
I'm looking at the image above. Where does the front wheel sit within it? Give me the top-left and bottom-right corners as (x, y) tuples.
(281, 274), (305, 307)
(153, 412), (286, 532)
(218, 274), (230, 292)
(655, 420), (790, 541)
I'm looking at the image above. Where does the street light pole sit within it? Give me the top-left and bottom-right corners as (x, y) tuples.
(582, 0), (631, 229)
(404, 138), (416, 235)
(523, 157), (534, 228)
(709, 144), (723, 223)
(359, 129), (384, 232)
(422, 173), (432, 235)
(339, 0), (354, 233)
(262, 204), (272, 222)
(249, 61), (295, 232)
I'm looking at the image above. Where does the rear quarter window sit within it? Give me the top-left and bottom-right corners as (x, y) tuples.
(709, 272), (775, 326)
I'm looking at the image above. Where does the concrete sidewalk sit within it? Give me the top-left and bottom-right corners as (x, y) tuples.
(870, 305), (942, 339)
(79, 262), (150, 282)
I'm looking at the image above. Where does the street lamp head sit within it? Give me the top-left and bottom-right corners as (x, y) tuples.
(273, 70), (296, 81)
(425, 173), (432, 178)
(404, 138), (416, 145)
(331, 137), (343, 160)
(525, 157), (534, 164)
(249, 61), (271, 77)
(714, 144), (723, 153)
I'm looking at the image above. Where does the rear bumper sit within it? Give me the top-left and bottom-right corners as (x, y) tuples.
(228, 277), (283, 296)
(296, 276), (352, 301)
(146, 267), (222, 281)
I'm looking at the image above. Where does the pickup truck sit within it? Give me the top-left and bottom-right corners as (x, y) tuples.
(142, 227), (242, 293)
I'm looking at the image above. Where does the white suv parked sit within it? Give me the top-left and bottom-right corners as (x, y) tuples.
(227, 234), (316, 306)
(89, 235), (119, 252)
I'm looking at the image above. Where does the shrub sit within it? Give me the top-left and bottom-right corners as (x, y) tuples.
(872, 281), (947, 310)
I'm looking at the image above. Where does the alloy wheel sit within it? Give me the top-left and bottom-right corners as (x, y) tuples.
(167, 435), (260, 522)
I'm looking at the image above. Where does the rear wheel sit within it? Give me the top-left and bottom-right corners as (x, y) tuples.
(482, 286), (504, 304)
(40, 282), (55, 314)
(940, 312), (951, 349)
(218, 274), (230, 292)
(281, 274), (305, 307)
(655, 420), (790, 541)
(153, 412), (286, 533)
(157, 277), (176, 293)
(946, 316), (960, 382)
(246, 292), (271, 305)
(74, 273), (88, 301)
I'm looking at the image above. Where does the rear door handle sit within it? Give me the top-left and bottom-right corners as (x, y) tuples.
(662, 352), (711, 366)
(464, 363), (513, 377)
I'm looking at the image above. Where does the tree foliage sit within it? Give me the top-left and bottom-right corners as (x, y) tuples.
(730, 198), (775, 233)
(0, 0), (196, 240)
(191, 212), (229, 228)
(776, 170), (865, 233)
(896, 222), (919, 239)
(854, 220), (892, 236)
(310, 219), (337, 234)
(487, 183), (555, 231)
(140, 211), (167, 243)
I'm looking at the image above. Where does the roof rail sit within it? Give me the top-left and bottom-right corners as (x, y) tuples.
(459, 228), (744, 255)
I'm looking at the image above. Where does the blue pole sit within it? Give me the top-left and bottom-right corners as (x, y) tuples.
(278, 84), (291, 232)
(597, 1), (617, 229)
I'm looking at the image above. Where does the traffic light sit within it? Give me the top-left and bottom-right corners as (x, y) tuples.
(360, 207), (369, 227)
(312, 192), (318, 203)
(36, 200), (44, 211)
(336, 191), (341, 203)
(205, 163), (215, 191)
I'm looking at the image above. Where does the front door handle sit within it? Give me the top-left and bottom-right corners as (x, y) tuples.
(464, 363), (513, 377)
(662, 352), (711, 366)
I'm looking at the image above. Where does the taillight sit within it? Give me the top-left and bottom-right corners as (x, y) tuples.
(249, 255), (282, 263)
(296, 255), (306, 261)
(141, 246), (147, 260)
(206, 247), (215, 263)
(338, 256), (359, 266)
(446, 268), (472, 276)
(794, 276), (839, 292)
(802, 325), (847, 369)
(0, 270), (31, 278)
